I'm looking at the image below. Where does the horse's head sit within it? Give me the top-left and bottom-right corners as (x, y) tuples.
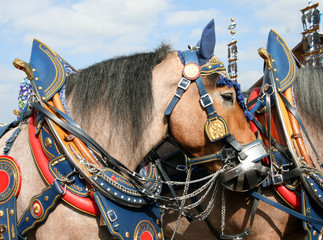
(166, 20), (262, 177)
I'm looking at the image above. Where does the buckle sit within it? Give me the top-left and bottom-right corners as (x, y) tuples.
(200, 93), (213, 108)
(272, 174), (283, 185)
(107, 210), (118, 222)
(178, 78), (191, 90)
(176, 165), (187, 172)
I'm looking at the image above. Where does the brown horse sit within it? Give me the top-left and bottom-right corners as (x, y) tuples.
(163, 60), (323, 240)
(0, 22), (258, 239)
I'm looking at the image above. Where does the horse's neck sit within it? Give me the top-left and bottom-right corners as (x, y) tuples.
(67, 52), (183, 171)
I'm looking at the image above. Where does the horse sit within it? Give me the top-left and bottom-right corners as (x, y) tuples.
(0, 20), (259, 240)
(163, 34), (323, 239)
(163, 70), (323, 240)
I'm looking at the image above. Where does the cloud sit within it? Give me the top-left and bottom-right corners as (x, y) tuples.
(164, 9), (219, 27)
(0, 0), (170, 55)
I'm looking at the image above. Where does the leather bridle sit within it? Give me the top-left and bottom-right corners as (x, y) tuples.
(164, 49), (269, 192)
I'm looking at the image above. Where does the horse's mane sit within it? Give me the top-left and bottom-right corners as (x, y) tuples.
(65, 44), (172, 149)
(294, 67), (323, 126)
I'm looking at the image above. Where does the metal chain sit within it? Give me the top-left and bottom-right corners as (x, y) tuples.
(190, 180), (220, 222)
(183, 177), (217, 210)
(171, 166), (192, 240)
(221, 187), (226, 235)
(141, 171), (218, 186)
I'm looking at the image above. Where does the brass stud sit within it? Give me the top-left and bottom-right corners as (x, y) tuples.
(274, 68), (277, 72)
(0, 210), (3, 217)
(52, 160), (59, 166)
(35, 77), (39, 80)
(32, 68), (36, 72)
(276, 78), (279, 81)
(42, 97), (46, 100)
(125, 232), (130, 238)
(44, 196), (49, 201)
(38, 86), (43, 90)
(156, 219), (160, 225)
(208, 66), (212, 70)
(158, 232), (162, 240)
(313, 230), (317, 236)
(33, 203), (41, 214)
(272, 59), (275, 63)
(10, 210), (14, 216)
(44, 138), (52, 148)
(25, 217), (29, 222)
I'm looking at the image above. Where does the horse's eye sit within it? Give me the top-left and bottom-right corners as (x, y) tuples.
(221, 93), (234, 104)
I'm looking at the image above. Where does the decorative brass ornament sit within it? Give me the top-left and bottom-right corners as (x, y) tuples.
(9, 210), (14, 216)
(13, 109), (20, 118)
(205, 116), (229, 142)
(0, 211), (3, 217)
(33, 203), (41, 214)
(44, 138), (52, 148)
(183, 63), (200, 80)
(11, 224), (15, 238)
(12, 58), (34, 80)
(0, 224), (7, 239)
(125, 232), (130, 238)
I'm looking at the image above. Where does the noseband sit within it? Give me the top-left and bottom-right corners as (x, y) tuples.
(165, 49), (269, 192)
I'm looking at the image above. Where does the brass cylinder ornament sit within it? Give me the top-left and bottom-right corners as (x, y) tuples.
(228, 17), (238, 82)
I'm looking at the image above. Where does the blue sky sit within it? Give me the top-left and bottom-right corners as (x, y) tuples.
(0, 0), (321, 123)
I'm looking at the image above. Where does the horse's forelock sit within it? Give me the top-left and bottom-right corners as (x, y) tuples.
(65, 44), (172, 151)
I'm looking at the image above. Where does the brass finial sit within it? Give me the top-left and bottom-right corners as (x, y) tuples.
(13, 58), (34, 80)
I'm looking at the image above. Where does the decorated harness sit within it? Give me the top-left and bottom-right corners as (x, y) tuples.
(0, 20), (323, 240)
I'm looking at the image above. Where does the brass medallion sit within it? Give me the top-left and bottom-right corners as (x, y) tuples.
(183, 63), (200, 80)
(205, 116), (229, 142)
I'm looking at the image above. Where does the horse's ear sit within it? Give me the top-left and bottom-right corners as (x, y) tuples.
(197, 19), (215, 66)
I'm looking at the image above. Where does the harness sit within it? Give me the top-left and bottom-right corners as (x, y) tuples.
(165, 49), (269, 192)
(247, 30), (323, 240)
(1, 27), (322, 240)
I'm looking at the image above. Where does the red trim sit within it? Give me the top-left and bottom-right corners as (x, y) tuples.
(28, 115), (100, 216)
(274, 184), (301, 211)
(0, 155), (22, 197)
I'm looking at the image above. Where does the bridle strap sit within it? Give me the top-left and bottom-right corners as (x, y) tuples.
(165, 77), (191, 116)
(183, 50), (217, 116)
(165, 50), (217, 117)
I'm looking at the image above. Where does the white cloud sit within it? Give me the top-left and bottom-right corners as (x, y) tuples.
(164, 9), (219, 27)
(0, 0), (170, 55)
